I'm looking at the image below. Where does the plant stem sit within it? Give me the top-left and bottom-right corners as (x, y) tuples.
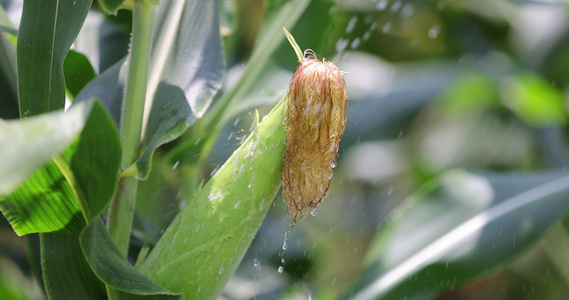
(108, 177), (138, 257)
(120, 0), (156, 170)
(108, 0), (156, 257)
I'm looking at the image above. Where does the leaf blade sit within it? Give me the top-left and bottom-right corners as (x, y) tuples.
(347, 170), (569, 299)
(17, 0), (91, 117)
(80, 218), (182, 299)
(135, 0), (224, 179)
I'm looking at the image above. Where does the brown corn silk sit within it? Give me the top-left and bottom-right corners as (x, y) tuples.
(281, 51), (348, 223)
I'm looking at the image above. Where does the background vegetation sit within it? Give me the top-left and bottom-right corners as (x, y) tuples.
(2, 0), (569, 299)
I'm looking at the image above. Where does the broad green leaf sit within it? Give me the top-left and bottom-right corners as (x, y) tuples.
(80, 218), (182, 299)
(501, 72), (568, 127)
(0, 100), (121, 235)
(17, 0), (91, 117)
(0, 101), (93, 197)
(346, 170), (569, 300)
(136, 83), (193, 178)
(64, 49), (97, 100)
(139, 97), (286, 299)
(207, 0), (335, 128)
(135, 0), (224, 179)
(41, 232), (107, 299)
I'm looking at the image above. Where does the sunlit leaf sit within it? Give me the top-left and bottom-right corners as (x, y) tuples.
(437, 71), (499, 117)
(501, 72), (568, 127)
(138, 98), (286, 298)
(17, 0), (91, 117)
(346, 170), (569, 300)
(0, 101), (93, 197)
(0, 100), (121, 235)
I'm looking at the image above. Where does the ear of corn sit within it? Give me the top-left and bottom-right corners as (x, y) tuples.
(281, 29), (348, 223)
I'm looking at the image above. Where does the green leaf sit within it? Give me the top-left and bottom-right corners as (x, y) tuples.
(136, 83), (193, 178)
(80, 218), (182, 299)
(346, 170), (569, 300)
(0, 100), (121, 235)
(41, 232), (107, 299)
(501, 72), (568, 127)
(0, 32), (19, 119)
(437, 71), (499, 117)
(75, 58), (126, 126)
(135, 0), (224, 179)
(139, 98), (287, 298)
(64, 50), (97, 100)
(17, 0), (91, 117)
(0, 101), (93, 197)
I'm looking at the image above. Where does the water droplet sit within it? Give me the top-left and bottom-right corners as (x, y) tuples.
(233, 117), (241, 127)
(210, 165), (220, 176)
(253, 258), (261, 270)
(428, 25), (440, 39)
(350, 38), (361, 49)
(327, 172), (333, 180)
(346, 16), (358, 33)
(335, 38), (349, 53)
(401, 3), (414, 18)
(248, 184), (252, 189)
(376, 0), (387, 10)
(218, 266), (224, 275)
(195, 224), (200, 233)
(277, 266), (284, 273)
(331, 162), (337, 168)
(172, 161), (180, 170)
(282, 241), (288, 250)
(390, 1), (402, 12)
(281, 258), (286, 263)
(233, 201), (240, 209)
(310, 209), (318, 216)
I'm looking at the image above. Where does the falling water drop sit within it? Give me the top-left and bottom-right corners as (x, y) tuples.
(310, 209), (318, 216)
(277, 266), (284, 274)
(376, 0), (388, 10)
(346, 16), (358, 33)
(282, 241), (288, 250)
(428, 25), (440, 39)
